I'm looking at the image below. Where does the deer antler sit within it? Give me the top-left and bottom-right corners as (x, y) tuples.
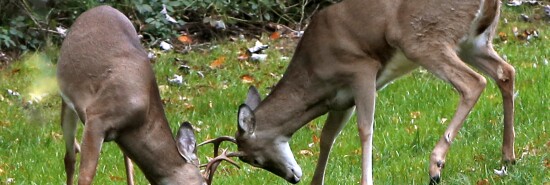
(199, 136), (237, 157)
(201, 149), (243, 185)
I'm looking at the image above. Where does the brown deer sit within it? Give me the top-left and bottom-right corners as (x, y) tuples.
(57, 5), (236, 185)
(205, 0), (516, 184)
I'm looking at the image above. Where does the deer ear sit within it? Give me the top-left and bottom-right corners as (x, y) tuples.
(245, 86), (261, 110)
(238, 104), (256, 135)
(176, 121), (199, 166)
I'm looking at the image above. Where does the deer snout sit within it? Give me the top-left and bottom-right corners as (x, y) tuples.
(287, 167), (302, 184)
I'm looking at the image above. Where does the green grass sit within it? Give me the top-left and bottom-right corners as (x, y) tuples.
(1, 6), (549, 185)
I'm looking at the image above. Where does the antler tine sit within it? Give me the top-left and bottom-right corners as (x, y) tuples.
(202, 149), (242, 185)
(198, 136), (236, 157)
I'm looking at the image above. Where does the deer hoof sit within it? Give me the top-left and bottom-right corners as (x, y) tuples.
(429, 175), (440, 185)
(503, 159), (516, 165)
(436, 160), (445, 168)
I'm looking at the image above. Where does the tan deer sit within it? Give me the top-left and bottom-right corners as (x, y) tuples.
(205, 0), (516, 184)
(57, 5), (236, 185)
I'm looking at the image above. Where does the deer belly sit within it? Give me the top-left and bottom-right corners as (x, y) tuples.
(376, 50), (418, 90)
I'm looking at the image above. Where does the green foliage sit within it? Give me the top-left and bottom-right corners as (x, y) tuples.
(133, 0), (185, 44)
(0, 0), (338, 55)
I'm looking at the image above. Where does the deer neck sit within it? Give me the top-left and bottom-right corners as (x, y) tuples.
(253, 60), (335, 139)
(116, 84), (194, 182)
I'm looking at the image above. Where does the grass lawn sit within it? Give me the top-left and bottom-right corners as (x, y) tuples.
(0, 4), (548, 185)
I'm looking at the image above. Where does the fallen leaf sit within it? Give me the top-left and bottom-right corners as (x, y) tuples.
(210, 56), (226, 69)
(109, 175), (125, 181)
(158, 85), (170, 94)
(299, 150), (313, 156)
(405, 125), (418, 134)
(10, 68), (20, 75)
(184, 102), (195, 110)
(498, 32), (507, 42)
(544, 159), (550, 169)
(237, 49), (250, 61)
(439, 117), (448, 124)
(51, 132), (62, 140)
(0, 120), (9, 127)
(241, 74), (255, 84)
(313, 135), (320, 144)
(476, 179), (490, 185)
(178, 35), (192, 44)
(270, 31), (281, 40)
(410, 111), (421, 119)
(473, 154), (485, 162)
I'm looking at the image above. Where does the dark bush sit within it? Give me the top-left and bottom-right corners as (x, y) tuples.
(0, 0), (339, 57)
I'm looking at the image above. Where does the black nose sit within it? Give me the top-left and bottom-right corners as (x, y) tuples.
(288, 176), (300, 184)
(287, 169), (300, 184)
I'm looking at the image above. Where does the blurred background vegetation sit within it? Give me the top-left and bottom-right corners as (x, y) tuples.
(0, 0), (339, 62)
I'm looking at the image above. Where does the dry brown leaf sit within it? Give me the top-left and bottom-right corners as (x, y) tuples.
(184, 102), (195, 110)
(299, 150), (313, 156)
(405, 125), (418, 134)
(110, 175), (125, 181)
(476, 179), (490, 185)
(313, 135), (320, 144)
(0, 121), (10, 127)
(498, 32), (508, 42)
(270, 31), (281, 40)
(241, 74), (255, 84)
(51, 132), (62, 140)
(237, 48), (250, 61)
(178, 35), (192, 44)
(410, 111), (421, 119)
(210, 56), (226, 69)
(473, 154), (485, 162)
(10, 68), (20, 75)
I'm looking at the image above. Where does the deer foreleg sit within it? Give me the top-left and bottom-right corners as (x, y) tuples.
(311, 107), (355, 185)
(124, 154), (134, 185)
(352, 66), (379, 185)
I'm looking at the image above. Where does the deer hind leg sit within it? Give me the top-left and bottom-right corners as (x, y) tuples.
(77, 115), (107, 185)
(61, 100), (80, 185)
(311, 107), (355, 185)
(461, 43), (516, 165)
(403, 44), (487, 184)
